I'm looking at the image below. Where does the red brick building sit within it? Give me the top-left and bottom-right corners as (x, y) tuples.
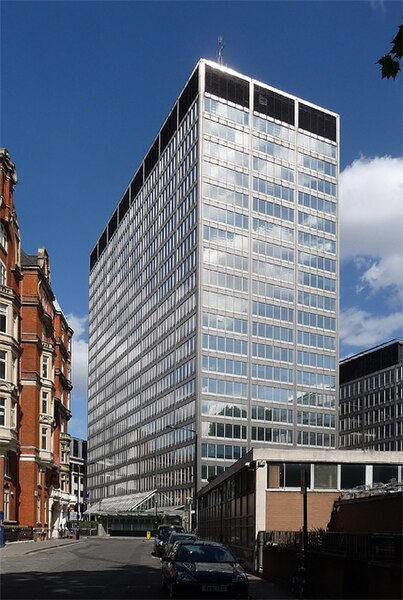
(0, 148), (73, 539)
(0, 148), (21, 525)
(20, 249), (73, 538)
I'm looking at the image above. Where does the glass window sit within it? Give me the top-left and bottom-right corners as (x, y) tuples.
(0, 304), (6, 333)
(42, 355), (49, 379)
(284, 463), (311, 488)
(0, 351), (6, 380)
(0, 261), (5, 286)
(0, 398), (5, 426)
(314, 463), (337, 489)
(41, 427), (47, 450)
(0, 223), (7, 250)
(3, 487), (9, 520)
(42, 393), (48, 414)
(340, 465), (365, 490)
(373, 465), (398, 484)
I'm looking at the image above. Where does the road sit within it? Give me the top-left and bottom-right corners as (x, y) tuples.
(1, 537), (293, 599)
(1, 537), (166, 599)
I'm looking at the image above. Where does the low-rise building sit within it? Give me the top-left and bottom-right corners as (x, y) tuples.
(197, 446), (403, 567)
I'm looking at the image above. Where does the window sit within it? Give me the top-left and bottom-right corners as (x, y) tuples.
(37, 494), (41, 523)
(0, 397), (5, 426)
(0, 304), (6, 333)
(340, 465), (365, 490)
(42, 355), (49, 379)
(0, 261), (5, 286)
(314, 463), (337, 489)
(282, 463), (311, 488)
(0, 223), (7, 250)
(373, 465), (398, 484)
(3, 487), (9, 520)
(10, 401), (16, 429)
(41, 427), (47, 450)
(0, 351), (6, 379)
(42, 392), (48, 414)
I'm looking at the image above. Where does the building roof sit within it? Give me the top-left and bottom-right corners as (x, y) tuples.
(86, 489), (185, 517)
(198, 447), (403, 497)
(340, 338), (403, 383)
(21, 250), (38, 266)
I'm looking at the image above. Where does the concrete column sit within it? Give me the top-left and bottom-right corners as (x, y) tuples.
(255, 461), (267, 536)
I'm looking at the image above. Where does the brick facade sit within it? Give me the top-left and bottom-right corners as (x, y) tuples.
(20, 250), (73, 538)
(0, 148), (73, 538)
(266, 490), (340, 531)
(0, 148), (21, 525)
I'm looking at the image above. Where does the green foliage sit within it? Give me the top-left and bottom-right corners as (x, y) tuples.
(377, 23), (403, 79)
(79, 520), (98, 528)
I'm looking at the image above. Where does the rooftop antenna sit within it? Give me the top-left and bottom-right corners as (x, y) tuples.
(217, 36), (224, 65)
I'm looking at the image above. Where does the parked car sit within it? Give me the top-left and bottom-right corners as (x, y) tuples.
(161, 539), (248, 599)
(164, 533), (198, 556)
(154, 525), (185, 557)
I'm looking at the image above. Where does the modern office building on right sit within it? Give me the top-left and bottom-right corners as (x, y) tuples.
(339, 339), (403, 451)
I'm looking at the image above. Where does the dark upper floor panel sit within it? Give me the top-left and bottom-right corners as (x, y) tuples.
(254, 85), (294, 126)
(299, 103), (337, 142)
(340, 340), (402, 385)
(205, 64), (249, 108)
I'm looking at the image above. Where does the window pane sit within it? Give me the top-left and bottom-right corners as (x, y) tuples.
(340, 465), (365, 490)
(314, 464), (337, 489)
(373, 465), (398, 484)
(285, 463), (311, 488)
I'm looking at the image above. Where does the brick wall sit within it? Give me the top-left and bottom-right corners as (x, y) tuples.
(266, 490), (340, 531)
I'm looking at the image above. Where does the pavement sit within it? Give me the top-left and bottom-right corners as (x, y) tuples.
(0, 537), (83, 557)
(1, 538), (294, 599)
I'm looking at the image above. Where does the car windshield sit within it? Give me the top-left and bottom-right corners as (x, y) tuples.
(160, 527), (184, 541)
(176, 544), (236, 563)
(170, 534), (195, 543)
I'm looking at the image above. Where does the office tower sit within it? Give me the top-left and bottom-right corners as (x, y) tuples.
(340, 339), (403, 451)
(88, 60), (339, 509)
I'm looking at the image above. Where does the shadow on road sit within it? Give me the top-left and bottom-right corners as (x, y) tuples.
(2, 563), (167, 599)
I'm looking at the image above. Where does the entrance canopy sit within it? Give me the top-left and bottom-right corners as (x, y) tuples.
(86, 490), (185, 518)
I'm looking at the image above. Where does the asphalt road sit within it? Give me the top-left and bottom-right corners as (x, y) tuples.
(1, 537), (166, 599)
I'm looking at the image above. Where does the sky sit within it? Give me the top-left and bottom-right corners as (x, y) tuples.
(1, 0), (402, 439)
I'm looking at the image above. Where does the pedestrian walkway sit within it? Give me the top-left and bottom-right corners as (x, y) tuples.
(247, 570), (294, 600)
(0, 538), (82, 558)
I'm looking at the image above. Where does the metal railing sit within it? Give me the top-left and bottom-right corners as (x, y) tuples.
(264, 530), (402, 561)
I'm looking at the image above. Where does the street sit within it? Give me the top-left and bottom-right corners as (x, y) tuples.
(1, 537), (293, 600)
(1, 537), (166, 599)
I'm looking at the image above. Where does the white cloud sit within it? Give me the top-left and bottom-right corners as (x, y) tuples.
(340, 307), (403, 350)
(340, 156), (403, 297)
(65, 313), (88, 400)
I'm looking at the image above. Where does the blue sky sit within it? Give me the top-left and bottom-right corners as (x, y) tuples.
(1, 1), (402, 438)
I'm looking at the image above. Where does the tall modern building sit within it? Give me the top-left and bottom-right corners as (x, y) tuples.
(339, 339), (403, 451)
(88, 60), (339, 511)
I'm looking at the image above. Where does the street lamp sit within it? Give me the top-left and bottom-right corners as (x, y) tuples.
(167, 424), (198, 533)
